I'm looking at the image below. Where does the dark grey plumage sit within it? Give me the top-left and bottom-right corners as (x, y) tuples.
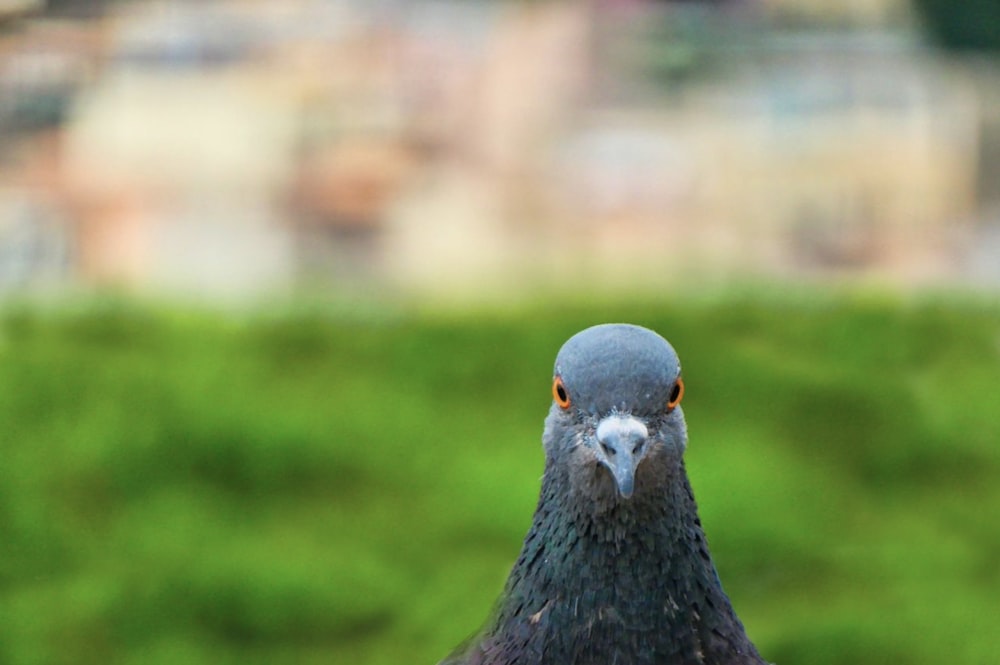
(440, 324), (769, 665)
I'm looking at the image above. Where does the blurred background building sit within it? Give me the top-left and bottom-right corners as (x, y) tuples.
(1, 0), (998, 301)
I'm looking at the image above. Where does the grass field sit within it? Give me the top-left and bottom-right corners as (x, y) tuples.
(0, 293), (997, 665)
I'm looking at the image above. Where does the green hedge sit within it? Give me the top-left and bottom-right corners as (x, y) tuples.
(0, 295), (997, 664)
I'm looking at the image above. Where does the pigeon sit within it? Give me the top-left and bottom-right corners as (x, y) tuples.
(440, 324), (769, 665)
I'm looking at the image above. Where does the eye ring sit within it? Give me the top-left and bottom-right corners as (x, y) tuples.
(552, 376), (571, 409)
(667, 377), (684, 412)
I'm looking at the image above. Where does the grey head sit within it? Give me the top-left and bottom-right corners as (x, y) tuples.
(545, 323), (687, 506)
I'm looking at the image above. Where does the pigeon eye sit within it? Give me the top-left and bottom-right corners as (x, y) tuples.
(667, 378), (684, 412)
(552, 376), (571, 409)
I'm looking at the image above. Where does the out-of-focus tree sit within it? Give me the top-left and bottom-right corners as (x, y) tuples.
(913, 0), (1000, 51)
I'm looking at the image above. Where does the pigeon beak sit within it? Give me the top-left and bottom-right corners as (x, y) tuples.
(595, 415), (649, 499)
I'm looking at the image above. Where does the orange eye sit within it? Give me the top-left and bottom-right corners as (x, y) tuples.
(667, 378), (684, 412)
(552, 376), (571, 409)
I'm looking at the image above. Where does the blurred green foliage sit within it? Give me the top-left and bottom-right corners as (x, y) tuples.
(913, 0), (1000, 52)
(0, 294), (998, 665)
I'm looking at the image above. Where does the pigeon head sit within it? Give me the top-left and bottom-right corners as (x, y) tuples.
(544, 323), (687, 504)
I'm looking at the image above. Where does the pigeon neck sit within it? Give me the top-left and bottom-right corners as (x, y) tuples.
(486, 461), (764, 664)
(535, 460), (732, 611)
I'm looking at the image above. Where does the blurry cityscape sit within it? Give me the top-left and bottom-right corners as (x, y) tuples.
(1, 0), (999, 302)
